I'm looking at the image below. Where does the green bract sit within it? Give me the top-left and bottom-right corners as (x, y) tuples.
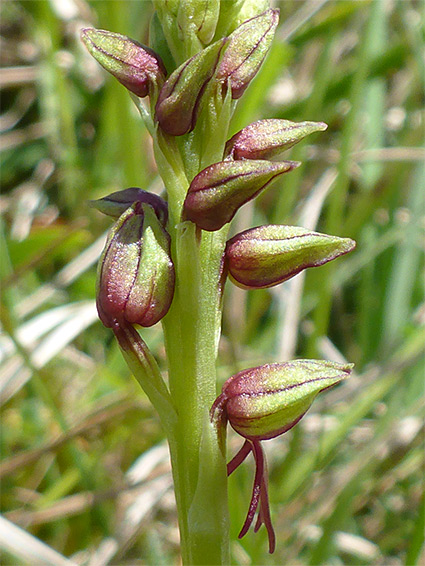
(183, 160), (299, 231)
(225, 225), (356, 289)
(225, 119), (328, 160)
(96, 203), (175, 328)
(177, 0), (220, 46)
(216, 8), (279, 99)
(155, 39), (225, 135)
(80, 28), (166, 98)
(212, 360), (353, 440)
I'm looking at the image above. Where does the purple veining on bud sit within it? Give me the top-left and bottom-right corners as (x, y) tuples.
(225, 225), (356, 289)
(155, 39), (225, 136)
(89, 187), (168, 226)
(225, 119), (328, 160)
(211, 360), (353, 553)
(216, 9), (279, 99)
(212, 360), (353, 440)
(96, 203), (175, 329)
(80, 28), (166, 98)
(183, 160), (299, 231)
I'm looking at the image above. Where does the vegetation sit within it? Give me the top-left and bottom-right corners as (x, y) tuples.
(1, 1), (423, 564)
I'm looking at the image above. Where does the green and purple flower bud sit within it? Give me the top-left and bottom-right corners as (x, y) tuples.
(225, 225), (356, 289)
(225, 119), (328, 160)
(183, 160), (299, 231)
(212, 360), (353, 441)
(155, 39), (225, 136)
(80, 28), (166, 98)
(89, 187), (168, 226)
(216, 9), (279, 99)
(96, 202), (174, 329)
(211, 359), (353, 553)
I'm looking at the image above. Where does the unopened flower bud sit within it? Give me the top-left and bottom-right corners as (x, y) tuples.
(177, 0), (220, 45)
(80, 28), (166, 98)
(225, 120), (328, 160)
(155, 39), (225, 136)
(225, 225), (356, 289)
(89, 187), (168, 226)
(216, 9), (279, 99)
(183, 160), (299, 231)
(96, 203), (174, 328)
(212, 360), (353, 441)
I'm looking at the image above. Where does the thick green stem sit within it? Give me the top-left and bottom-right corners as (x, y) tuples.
(162, 224), (230, 565)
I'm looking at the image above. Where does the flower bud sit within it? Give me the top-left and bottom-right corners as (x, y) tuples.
(212, 360), (353, 441)
(183, 160), (299, 231)
(89, 187), (168, 226)
(216, 9), (279, 99)
(80, 28), (166, 98)
(155, 39), (225, 136)
(177, 0), (220, 45)
(225, 120), (328, 160)
(96, 203), (175, 328)
(225, 225), (356, 289)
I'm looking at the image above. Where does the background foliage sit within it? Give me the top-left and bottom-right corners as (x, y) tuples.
(1, 0), (424, 564)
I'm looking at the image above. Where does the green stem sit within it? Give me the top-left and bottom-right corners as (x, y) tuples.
(155, 93), (232, 563)
(162, 222), (230, 565)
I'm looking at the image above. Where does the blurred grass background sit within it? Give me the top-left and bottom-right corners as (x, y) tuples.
(0, 0), (424, 564)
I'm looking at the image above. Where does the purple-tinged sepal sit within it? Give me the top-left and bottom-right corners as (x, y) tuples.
(216, 9), (279, 99)
(80, 28), (166, 98)
(225, 119), (328, 160)
(155, 39), (225, 136)
(183, 160), (299, 231)
(89, 187), (168, 226)
(225, 225), (356, 289)
(96, 203), (174, 329)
